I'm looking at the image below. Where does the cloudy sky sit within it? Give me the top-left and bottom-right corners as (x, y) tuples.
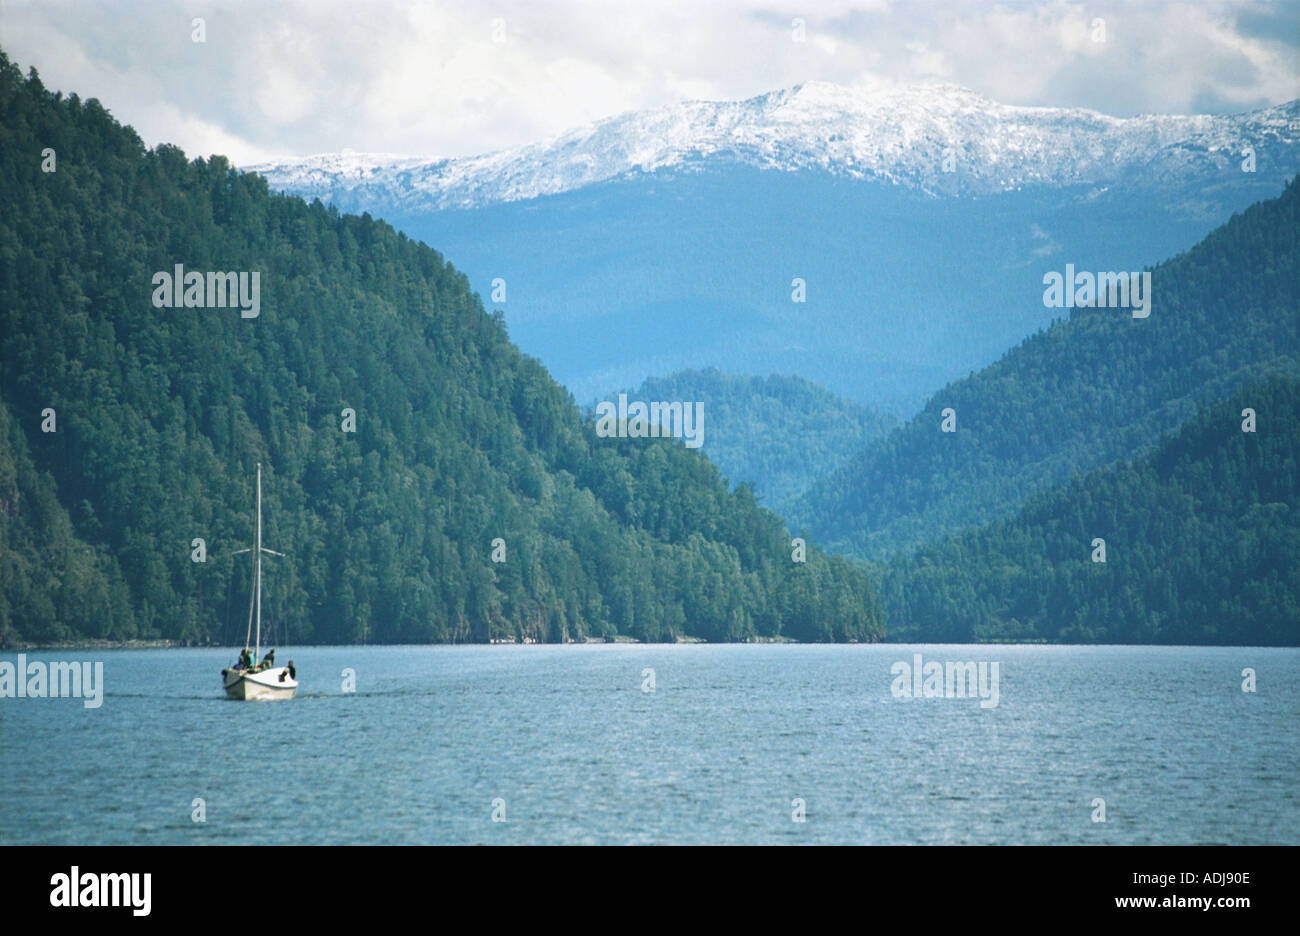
(2, 0), (1296, 166)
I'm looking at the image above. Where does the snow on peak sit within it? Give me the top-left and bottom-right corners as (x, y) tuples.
(248, 83), (1299, 211)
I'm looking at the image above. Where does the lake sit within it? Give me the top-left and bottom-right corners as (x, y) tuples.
(1, 644), (1295, 845)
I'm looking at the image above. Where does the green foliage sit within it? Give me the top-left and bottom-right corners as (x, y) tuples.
(0, 52), (884, 646)
(881, 376), (1300, 645)
(794, 176), (1300, 559)
(619, 368), (897, 510)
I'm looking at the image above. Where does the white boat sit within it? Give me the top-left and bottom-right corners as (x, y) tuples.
(224, 663), (297, 701)
(221, 462), (298, 700)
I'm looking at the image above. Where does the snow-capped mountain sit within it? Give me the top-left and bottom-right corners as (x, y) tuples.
(249, 82), (1299, 211)
(245, 83), (1298, 414)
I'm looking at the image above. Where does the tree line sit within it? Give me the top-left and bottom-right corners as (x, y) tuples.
(0, 52), (884, 647)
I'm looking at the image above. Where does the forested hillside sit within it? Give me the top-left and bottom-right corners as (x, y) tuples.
(793, 176), (1299, 559)
(617, 368), (896, 509)
(880, 377), (1299, 645)
(0, 53), (883, 647)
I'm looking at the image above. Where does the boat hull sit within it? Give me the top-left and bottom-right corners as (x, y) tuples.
(222, 666), (297, 701)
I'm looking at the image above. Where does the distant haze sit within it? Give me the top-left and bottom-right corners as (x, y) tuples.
(246, 83), (1299, 413)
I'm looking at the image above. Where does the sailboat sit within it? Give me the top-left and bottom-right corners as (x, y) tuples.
(221, 462), (298, 700)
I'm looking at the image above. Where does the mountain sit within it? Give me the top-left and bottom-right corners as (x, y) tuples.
(0, 52), (883, 647)
(251, 82), (1299, 209)
(251, 83), (1300, 412)
(880, 376), (1300, 646)
(791, 176), (1300, 559)
(613, 368), (896, 509)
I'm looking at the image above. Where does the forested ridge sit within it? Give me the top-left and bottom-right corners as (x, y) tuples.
(619, 368), (897, 510)
(793, 175), (1300, 560)
(2, 49), (1294, 650)
(0, 53), (884, 646)
(880, 376), (1299, 645)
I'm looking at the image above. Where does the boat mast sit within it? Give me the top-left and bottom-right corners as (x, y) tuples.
(255, 461), (262, 661)
(232, 462), (282, 662)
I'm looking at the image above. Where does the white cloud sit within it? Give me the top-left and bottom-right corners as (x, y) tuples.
(255, 68), (316, 126)
(1, 0), (1294, 166)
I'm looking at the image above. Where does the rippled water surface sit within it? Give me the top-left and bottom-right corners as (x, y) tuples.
(1, 644), (1296, 844)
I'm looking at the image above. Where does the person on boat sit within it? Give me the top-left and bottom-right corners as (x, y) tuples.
(286, 660), (296, 680)
(237, 648), (252, 670)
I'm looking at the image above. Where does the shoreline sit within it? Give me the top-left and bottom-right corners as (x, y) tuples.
(5, 637), (1291, 651)
(3, 634), (813, 651)
(3, 639), (193, 651)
